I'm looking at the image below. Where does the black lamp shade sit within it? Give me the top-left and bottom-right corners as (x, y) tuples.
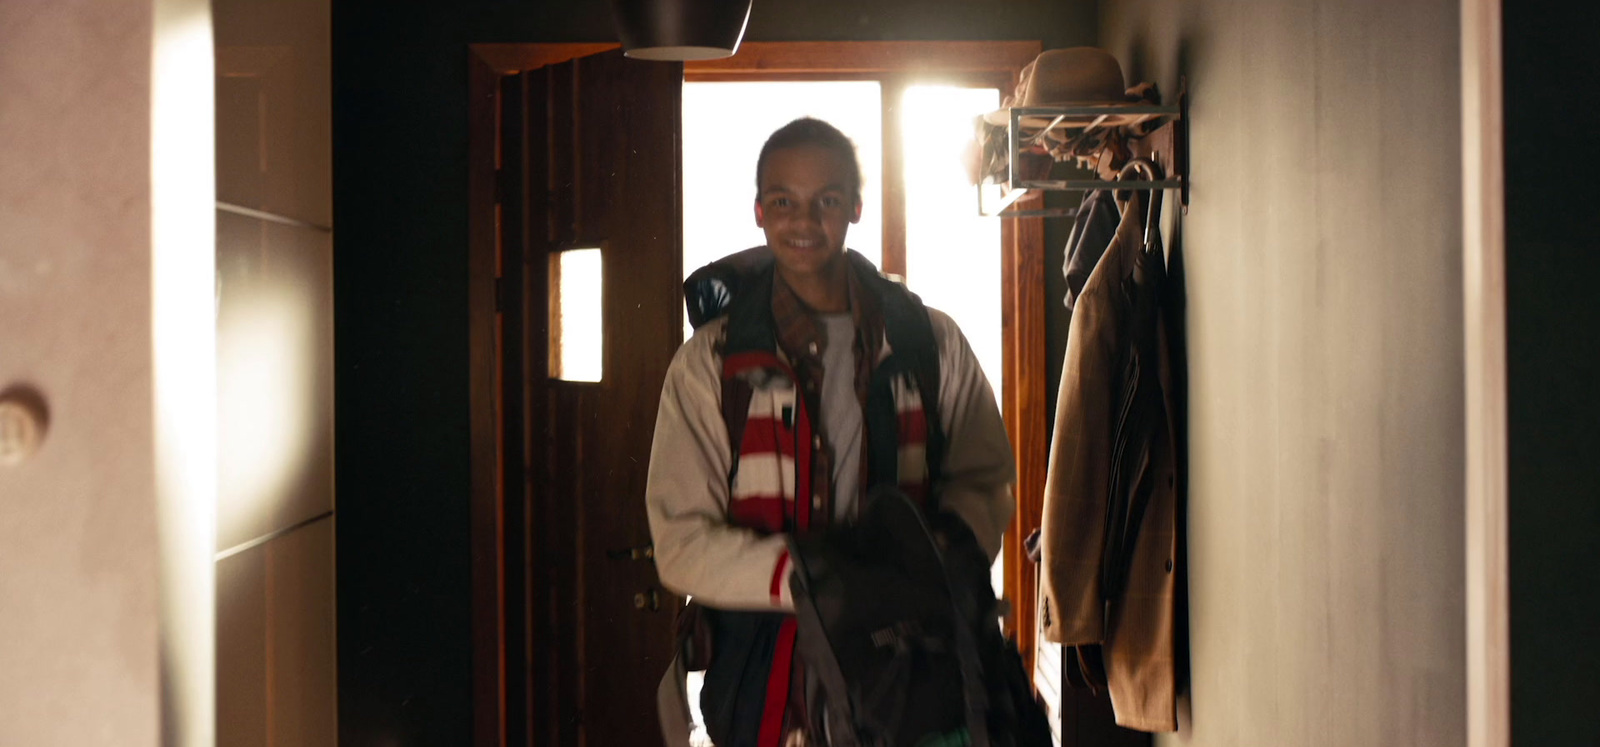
(608, 0), (753, 61)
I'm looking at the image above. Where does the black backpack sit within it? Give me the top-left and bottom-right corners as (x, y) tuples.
(786, 487), (1051, 747)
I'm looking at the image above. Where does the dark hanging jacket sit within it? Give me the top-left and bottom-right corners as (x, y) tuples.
(1063, 188), (1121, 313)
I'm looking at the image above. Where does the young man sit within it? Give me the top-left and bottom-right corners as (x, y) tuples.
(646, 118), (1016, 746)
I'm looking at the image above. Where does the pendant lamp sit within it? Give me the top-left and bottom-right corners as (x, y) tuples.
(608, 0), (753, 61)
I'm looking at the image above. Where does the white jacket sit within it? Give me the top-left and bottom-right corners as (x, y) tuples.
(644, 308), (1017, 612)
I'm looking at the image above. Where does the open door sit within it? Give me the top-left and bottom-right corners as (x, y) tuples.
(493, 49), (684, 745)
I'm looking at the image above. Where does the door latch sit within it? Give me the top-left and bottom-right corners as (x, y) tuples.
(633, 588), (661, 612)
(606, 543), (654, 561)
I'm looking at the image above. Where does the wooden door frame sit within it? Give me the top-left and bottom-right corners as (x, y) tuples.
(467, 40), (1047, 747)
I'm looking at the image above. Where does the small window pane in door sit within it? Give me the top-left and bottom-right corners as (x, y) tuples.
(549, 247), (603, 382)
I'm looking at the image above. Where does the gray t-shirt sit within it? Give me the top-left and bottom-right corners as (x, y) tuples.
(819, 313), (863, 522)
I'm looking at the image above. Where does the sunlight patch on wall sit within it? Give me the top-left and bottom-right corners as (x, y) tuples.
(218, 281), (314, 523)
(152, 0), (218, 742)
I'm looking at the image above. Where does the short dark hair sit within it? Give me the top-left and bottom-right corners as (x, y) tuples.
(755, 117), (863, 204)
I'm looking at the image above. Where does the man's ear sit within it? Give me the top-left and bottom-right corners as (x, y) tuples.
(851, 199), (863, 224)
(754, 199), (765, 227)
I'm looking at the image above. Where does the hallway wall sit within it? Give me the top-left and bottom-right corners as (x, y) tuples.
(0, 0), (216, 743)
(212, 0), (338, 743)
(1099, 1), (1467, 744)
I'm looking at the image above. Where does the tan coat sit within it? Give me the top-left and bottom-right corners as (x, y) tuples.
(1038, 191), (1182, 733)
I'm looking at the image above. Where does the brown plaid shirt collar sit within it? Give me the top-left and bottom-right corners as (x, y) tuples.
(769, 257), (884, 402)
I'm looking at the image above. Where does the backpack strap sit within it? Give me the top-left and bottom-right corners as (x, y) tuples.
(864, 271), (946, 509)
(714, 265), (775, 484)
(721, 375), (753, 482)
(785, 536), (865, 747)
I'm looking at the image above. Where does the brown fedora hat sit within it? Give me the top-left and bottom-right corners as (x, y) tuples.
(983, 47), (1136, 127)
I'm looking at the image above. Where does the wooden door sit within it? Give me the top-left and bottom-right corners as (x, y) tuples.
(497, 49), (683, 746)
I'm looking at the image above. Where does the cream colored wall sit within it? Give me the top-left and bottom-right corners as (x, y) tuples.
(0, 0), (216, 744)
(1098, 0), (1467, 744)
(212, 0), (336, 743)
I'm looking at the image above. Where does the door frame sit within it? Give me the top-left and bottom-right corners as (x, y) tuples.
(1461, 0), (1509, 744)
(467, 40), (1046, 747)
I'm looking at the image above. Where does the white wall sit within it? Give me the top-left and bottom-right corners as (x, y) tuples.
(0, 0), (216, 743)
(1098, 0), (1467, 744)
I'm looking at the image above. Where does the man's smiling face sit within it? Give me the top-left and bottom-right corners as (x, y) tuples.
(755, 144), (862, 284)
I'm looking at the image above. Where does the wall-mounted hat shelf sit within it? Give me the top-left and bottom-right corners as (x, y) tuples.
(977, 87), (1189, 219)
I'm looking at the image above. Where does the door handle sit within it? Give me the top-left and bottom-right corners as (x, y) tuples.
(633, 588), (661, 612)
(606, 543), (654, 561)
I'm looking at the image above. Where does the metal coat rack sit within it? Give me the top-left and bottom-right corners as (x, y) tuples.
(977, 82), (1189, 218)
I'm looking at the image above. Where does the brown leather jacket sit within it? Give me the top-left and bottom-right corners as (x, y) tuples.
(1039, 190), (1184, 732)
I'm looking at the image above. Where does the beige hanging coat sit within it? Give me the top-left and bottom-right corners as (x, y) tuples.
(1038, 190), (1182, 733)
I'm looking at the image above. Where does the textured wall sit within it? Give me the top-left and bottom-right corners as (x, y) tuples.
(1098, 1), (1467, 744)
(0, 4), (160, 742)
(0, 0), (214, 744)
